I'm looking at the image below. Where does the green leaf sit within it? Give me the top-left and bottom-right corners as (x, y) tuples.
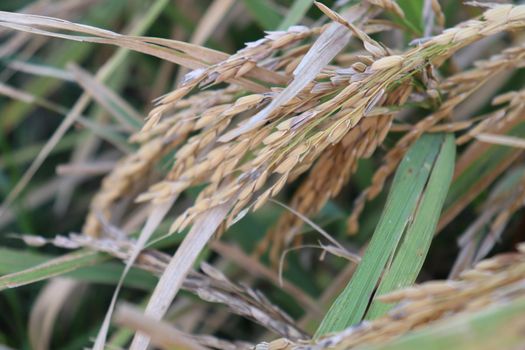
(0, 248), (156, 291)
(315, 133), (451, 336)
(366, 133), (456, 319)
(0, 249), (105, 290)
(278, 0), (314, 30)
(243, 0), (282, 30)
(391, 0), (424, 35)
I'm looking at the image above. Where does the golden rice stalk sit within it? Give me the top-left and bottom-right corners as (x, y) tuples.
(260, 244), (525, 349)
(135, 92), (270, 205)
(143, 25), (323, 130)
(83, 137), (167, 237)
(147, 2), (393, 139)
(83, 87), (239, 236)
(348, 44), (525, 233)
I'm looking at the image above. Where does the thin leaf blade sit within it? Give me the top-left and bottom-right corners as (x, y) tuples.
(315, 133), (445, 336)
(366, 133), (456, 319)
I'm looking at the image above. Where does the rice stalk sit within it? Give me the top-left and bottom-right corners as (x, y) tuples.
(84, 87), (239, 236)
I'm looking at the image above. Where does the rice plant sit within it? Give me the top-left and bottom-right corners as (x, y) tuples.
(1, 1), (525, 349)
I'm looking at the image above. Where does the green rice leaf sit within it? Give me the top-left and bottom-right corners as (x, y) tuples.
(316, 133), (451, 336)
(243, 0), (282, 30)
(396, 0), (424, 34)
(278, 0), (314, 30)
(0, 249), (105, 290)
(0, 248), (156, 290)
(366, 133), (456, 319)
